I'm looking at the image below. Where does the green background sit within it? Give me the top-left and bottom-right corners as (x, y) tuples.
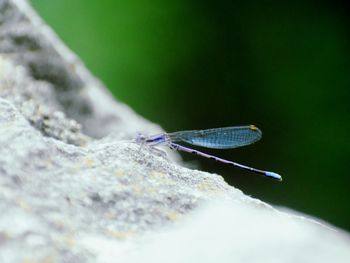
(31, 0), (350, 230)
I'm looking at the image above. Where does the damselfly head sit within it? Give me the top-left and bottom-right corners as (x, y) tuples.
(135, 133), (147, 143)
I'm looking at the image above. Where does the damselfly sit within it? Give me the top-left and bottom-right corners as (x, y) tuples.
(136, 125), (282, 181)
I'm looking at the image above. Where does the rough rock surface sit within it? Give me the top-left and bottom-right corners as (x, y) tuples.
(0, 0), (160, 142)
(0, 0), (350, 262)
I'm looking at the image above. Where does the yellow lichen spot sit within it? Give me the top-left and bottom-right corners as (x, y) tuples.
(249, 125), (258, 131)
(44, 160), (53, 168)
(82, 158), (95, 167)
(150, 171), (167, 179)
(16, 199), (31, 210)
(150, 171), (175, 185)
(68, 62), (77, 73)
(63, 234), (76, 247)
(132, 184), (142, 193)
(147, 187), (157, 193)
(108, 230), (133, 240)
(115, 169), (125, 177)
(166, 211), (178, 221)
(197, 181), (219, 194)
(105, 212), (116, 219)
(23, 255), (54, 263)
(1, 122), (14, 129)
(42, 256), (55, 263)
(79, 140), (88, 148)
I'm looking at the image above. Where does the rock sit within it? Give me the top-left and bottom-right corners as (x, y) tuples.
(0, 0), (349, 262)
(0, 0), (161, 142)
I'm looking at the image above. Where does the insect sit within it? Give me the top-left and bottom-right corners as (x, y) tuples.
(136, 125), (282, 181)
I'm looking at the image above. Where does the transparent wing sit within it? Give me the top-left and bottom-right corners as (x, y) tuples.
(168, 125), (262, 149)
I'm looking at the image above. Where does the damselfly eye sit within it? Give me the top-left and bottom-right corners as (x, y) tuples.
(136, 133), (146, 143)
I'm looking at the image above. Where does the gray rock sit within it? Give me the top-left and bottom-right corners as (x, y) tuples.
(0, 0), (161, 142)
(0, 0), (349, 262)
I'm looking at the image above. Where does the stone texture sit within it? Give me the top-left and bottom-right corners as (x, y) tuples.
(0, 0), (349, 262)
(0, 0), (161, 142)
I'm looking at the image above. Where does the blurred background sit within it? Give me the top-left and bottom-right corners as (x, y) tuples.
(30, 0), (350, 230)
